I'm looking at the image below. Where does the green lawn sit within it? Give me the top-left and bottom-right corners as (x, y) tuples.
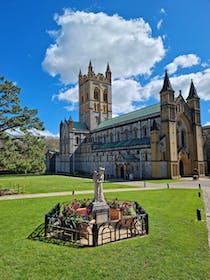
(0, 189), (209, 280)
(0, 175), (133, 194)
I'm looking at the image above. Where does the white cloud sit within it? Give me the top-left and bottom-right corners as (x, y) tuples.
(53, 68), (210, 118)
(52, 85), (79, 111)
(29, 128), (59, 138)
(166, 54), (201, 74)
(7, 128), (59, 138)
(157, 19), (163, 30)
(204, 121), (210, 126)
(112, 79), (143, 114)
(160, 8), (166, 15)
(142, 68), (210, 101)
(42, 10), (165, 84)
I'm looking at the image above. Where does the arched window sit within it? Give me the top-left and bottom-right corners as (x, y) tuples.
(133, 127), (138, 139)
(117, 131), (120, 141)
(142, 126), (147, 137)
(110, 132), (113, 143)
(103, 89), (108, 102)
(94, 88), (100, 100)
(94, 103), (97, 111)
(76, 136), (80, 145)
(181, 130), (186, 147)
(124, 129), (129, 140)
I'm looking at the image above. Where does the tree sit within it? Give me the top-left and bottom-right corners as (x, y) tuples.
(0, 76), (43, 134)
(0, 132), (46, 174)
(0, 76), (46, 174)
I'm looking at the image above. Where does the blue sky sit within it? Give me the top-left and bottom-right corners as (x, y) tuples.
(1, 0), (210, 136)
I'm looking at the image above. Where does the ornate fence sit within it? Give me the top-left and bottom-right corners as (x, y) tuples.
(41, 201), (149, 247)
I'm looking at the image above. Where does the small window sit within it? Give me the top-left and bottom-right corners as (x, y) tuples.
(94, 88), (100, 100)
(103, 90), (108, 102)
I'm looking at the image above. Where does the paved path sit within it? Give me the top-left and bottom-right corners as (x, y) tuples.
(1, 177), (210, 248)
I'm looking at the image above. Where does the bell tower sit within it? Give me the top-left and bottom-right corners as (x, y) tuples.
(186, 80), (205, 175)
(79, 62), (112, 130)
(160, 71), (178, 178)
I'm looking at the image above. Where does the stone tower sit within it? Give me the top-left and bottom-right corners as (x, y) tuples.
(160, 72), (178, 178)
(151, 119), (161, 178)
(79, 62), (112, 130)
(186, 80), (205, 175)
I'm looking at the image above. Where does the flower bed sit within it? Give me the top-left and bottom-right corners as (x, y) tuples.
(42, 197), (149, 247)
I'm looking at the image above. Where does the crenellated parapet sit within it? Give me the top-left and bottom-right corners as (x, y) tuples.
(79, 61), (111, 86)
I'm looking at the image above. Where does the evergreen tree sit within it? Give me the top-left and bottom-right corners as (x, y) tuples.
(0, 76), (46, 174)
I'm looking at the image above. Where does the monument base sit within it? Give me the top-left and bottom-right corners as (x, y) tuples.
(92, 201), (110, 224)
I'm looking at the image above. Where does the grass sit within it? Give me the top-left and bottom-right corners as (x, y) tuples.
(0, 189), (209, 280)
(0, 174), (133, 194)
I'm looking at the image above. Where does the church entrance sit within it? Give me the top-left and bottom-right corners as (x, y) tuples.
(179, 160), (184, 177)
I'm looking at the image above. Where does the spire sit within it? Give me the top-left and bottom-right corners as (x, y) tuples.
(88, 60), (94, 75)
(79, 69), (82, 76)
(186, 80), (199, 100)
(105, 62), (111, 83)
(106, 63), (111, 73)
(160, 71), (174, 93)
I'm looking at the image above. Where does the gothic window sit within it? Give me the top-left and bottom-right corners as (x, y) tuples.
(110, 132), (113, 143)
(103, 89), (108, 102)
(103, 134), (106, 143)
(103, 105), (108, 113)
(117, 131), (120, 141)
(124, 129), (128, 140)
(94, 88), (100, 100)
(94, 103), (97, 111)
(76, 136), (80, 145)
(181, 129), (186, 147)
(97, 103), (100, 112)
(81, 95), (84, 103)
(142, 126), (147, 137)
(176, 129), (179, 148)
(133, 127), (138, 139)
(144, 151), (148, 161)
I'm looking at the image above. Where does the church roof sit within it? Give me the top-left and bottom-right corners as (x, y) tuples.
(92, 137), (150, 151)
(72, 122), (89, 131)
(96, 103), (160, 130)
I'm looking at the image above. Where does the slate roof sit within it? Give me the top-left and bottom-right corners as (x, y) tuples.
(95, 103), (160, 130)
(160, 71), (174, 93)
(186, 80), (199, 100)
(72, 122), (89, 131)
(92, 137), (150, 150)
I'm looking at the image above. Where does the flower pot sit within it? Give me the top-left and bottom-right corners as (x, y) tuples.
(120, 216), (134, 227)
(110, 208), (122, 220)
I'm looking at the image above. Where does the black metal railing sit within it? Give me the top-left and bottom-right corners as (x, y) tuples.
(40, 201), (149, 247)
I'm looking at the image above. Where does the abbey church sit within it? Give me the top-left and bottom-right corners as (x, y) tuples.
(51, 62), (209, 179)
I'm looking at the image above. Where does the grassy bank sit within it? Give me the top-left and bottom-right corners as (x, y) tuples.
(0, 189), (209, 279)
